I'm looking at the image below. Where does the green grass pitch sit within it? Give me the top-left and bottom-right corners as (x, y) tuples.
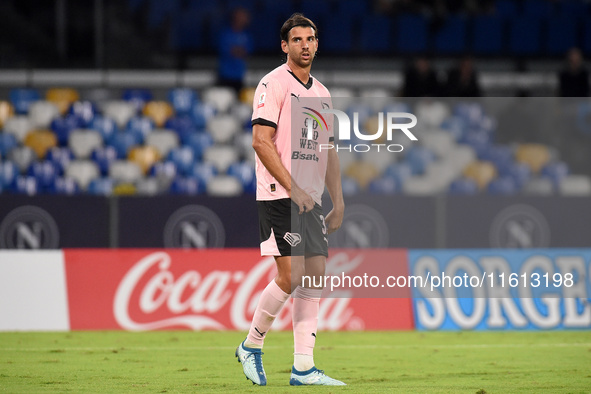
(0, 331), (589, 393)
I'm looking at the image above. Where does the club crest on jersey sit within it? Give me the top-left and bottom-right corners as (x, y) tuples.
(283, 232), (302, 247)
(258, 92), (266, 108)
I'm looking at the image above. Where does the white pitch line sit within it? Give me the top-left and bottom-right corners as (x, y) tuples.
(0, 343), (590, 352)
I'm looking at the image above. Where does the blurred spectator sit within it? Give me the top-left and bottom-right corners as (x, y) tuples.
(217, 7), (252, 92)
(445, 56), (482, 97)
(558, 48), (589, 97)
(401, 56), (442, 97)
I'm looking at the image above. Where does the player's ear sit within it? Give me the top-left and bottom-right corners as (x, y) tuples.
(281, 40), (288, 54)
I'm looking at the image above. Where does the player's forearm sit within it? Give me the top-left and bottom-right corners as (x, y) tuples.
(252, 137), (292, 193)
(325, 149), (344, 211)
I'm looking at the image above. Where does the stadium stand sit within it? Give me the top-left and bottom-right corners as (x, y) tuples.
(1, 86), (590, 196)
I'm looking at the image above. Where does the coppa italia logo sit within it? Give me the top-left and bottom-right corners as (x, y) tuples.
(311, 109), (418, 153)
(64, 250), (413, 331)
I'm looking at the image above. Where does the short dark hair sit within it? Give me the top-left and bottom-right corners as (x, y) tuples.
(280, 13), (318, 42)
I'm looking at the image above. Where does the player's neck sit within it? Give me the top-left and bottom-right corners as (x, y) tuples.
(286, 59), (311, 84)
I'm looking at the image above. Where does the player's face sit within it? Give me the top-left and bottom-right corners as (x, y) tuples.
(282, 26), (318, 68)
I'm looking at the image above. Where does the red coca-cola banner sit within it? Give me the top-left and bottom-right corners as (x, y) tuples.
(64, 249), (414, 331)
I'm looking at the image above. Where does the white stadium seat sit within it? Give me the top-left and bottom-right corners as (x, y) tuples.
(28, 101), (60, 128)
(8, 146), (36, 171)
(135, 177), (161, 195)
(234, 132), (255, 162)
(108, 160), (143, 184)
(420, 130), (455, 158)
(522, 178), (554, 195)
(207, 175), (243, 196)
(559, 175), (591, 196)
(403, 175), (442, 195)
(102, 100), (137, 129)
(207, 115), (240, 144)
(65, 160), (100, 190)
(68, 129), (103, 159)
(203, 87), (236, 113)
(203, 145), (239, 173)
(145, 128), (179, 157)
(4, 116), (33, 142)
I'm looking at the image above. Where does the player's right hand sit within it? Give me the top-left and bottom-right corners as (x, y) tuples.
(291, 183), (314, 215)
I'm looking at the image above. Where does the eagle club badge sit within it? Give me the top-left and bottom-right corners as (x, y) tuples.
(258, 92), (266, 108)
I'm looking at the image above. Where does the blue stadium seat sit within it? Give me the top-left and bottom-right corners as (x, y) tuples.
(541, 161), (569, 186)
(472, 15), (504, 55)
(227, 161), (256, 193)
(546, 16), (578, 55)
(478, 145), (513, 167)
(188, 162), (217, 184)
(48, 177), (79, 195)
(12, 175), (38, 195)
(169, 176), (205, 195)
(459, 130), (492, 157)
(440, 116), (467, 141)
(487, 176), (518, 195)
(50, 115), (84, 146)
(322, 15), (354, 53)
(191, 102), (215, 129)
(341, 176), (361, 196)
(395, 14), (428, 53)
(91, 115), (119, 142)
(448, 177), (478, 194)
(109, 132), (140, 159)
(9, 88), (40, 114)
(0, 161), (18, 188)
(46, 147), (74, 174)
(87, 177), (114, 196)
(360, 15), (392, 54)
(27, 161), (58, 190)
(126, 116), (154, 142)
(167, 146), (195, 176)
(149, 161), (177, 179)
(259, 0), (294, 20)
(165, 115), (197, 134)
(405, 147), (436, 175)
(0, 132), (17, 157)
(181, 131), (214, 160)
(453, 102), (485, 125)
(168, 89), (198, 115)
(368, 176), (398, 194)
(68, 101), (98, 128)
(383, 162), (413, 189)
(434, 15), (468, 54)
(509, 17), (542, 55)
(497, 161), (531, 188)
(91, 146), (118, 175)
(122, 89), (153, 112)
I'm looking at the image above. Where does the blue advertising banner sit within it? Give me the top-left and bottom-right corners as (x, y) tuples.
(409, 249), (591, 330)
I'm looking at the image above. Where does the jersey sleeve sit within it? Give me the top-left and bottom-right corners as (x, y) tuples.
(251, 77), (284, 129)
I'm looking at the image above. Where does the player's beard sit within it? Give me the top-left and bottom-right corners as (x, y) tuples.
(292, 50), (315, 68)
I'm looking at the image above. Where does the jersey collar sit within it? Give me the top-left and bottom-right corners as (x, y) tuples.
(284, 64), (314, 90)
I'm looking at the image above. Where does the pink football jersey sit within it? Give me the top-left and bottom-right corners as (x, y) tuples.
(251, 63), (333, 205)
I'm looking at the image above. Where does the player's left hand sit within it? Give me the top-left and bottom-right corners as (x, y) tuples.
(325, 207), (344, 234)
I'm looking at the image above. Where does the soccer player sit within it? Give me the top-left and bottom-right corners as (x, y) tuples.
(235, 13), (346, 386)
